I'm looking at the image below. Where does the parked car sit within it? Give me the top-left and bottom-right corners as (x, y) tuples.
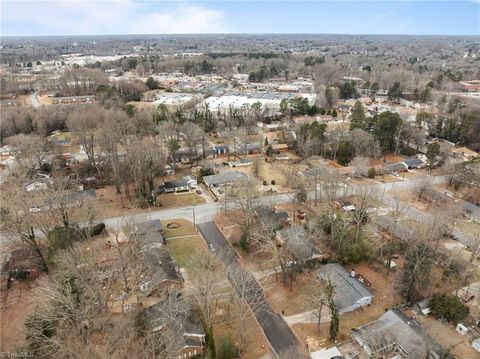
(196, 189), (202, 194)
(209, 243), (216, 252)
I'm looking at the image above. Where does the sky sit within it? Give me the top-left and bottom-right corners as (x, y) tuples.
(1, 0), (479, 37)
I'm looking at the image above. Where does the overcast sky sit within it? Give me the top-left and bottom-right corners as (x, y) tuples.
(1, 0), (479, 37)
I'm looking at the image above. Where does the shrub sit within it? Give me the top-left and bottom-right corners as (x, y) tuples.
(430, 294), (469, 323)
(262, 180), (267, 186)
(367, 167), (376, 178)
(271, 179), (276, 185)
(239, 232), (249, 252)
(90, 222), (106, 236)
(218, 335), (237, 359)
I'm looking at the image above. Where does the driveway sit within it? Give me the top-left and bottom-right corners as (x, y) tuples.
(197, 222), (306, 357)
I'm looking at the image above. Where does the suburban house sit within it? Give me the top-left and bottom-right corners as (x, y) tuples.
(163, 175), (197, 193)
(385, 162), (408, 174)
(255, 205), (290, 228)
(317, 263), (373, 313)
(141, 247), (182, 296)
(352, 309), (450, 359)
(60, 189), (97, 207)
(146, 304), (206, 359)
(52, 95), (97, 104)
(403, 157), (426, 169)
(134, 219), (165, 248)
(228, 159), (253, 167)
(213, 145), (229, 157)
(276, 226), (323, 263)
(262, 122), (283, 131)
(236, 142), (262, 155)
(271, 143), (289, 154)
(203, 170), (248, 188)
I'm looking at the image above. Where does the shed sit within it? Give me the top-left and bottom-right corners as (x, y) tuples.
(214, 145), (229, 156)
(318, 263), (373, 313)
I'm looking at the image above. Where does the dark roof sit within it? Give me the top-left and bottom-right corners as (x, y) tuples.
(255, 205), (289, 225)
(387, 162), (408, 172)
(353, 309), (449, 359)
(404, 158), (424, 168)
(318, 263), (373, 310)
(164, 179), (189, 189)
(203, 170), (248, 186)
(277, 226), (322, 261)
(145, 301), (206, 350)
(64, 189), (97, 203)
(143, 248), (180, 283)
(136, 219), (162, 235)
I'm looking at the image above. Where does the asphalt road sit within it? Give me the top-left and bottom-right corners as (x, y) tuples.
(197, 222), (306, 357)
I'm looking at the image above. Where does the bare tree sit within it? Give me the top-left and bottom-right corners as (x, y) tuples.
(187, 251), (226, 328)
(228, 265), (268, 351)
(302, 273), (327, 332)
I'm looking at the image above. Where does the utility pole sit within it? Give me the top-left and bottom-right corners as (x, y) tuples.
(192, 207), (196, 228)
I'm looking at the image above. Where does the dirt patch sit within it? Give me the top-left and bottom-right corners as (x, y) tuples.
(264, 272), (319, 316)
(212, 299), (269, 358)
(1, 277), (45, 352)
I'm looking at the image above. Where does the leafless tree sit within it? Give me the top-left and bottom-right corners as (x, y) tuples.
(187, 251), (226, 328)
(228, 264), (268, 351)
(302, 273), (327, 332)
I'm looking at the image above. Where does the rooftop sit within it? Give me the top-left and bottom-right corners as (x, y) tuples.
(203, 170), (249, 187)
(317, 263), (372, 310)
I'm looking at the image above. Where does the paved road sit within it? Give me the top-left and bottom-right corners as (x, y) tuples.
(197, 222), (306, 357)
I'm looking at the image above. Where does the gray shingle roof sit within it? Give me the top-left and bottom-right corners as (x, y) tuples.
(203, 170), (248, 186)
(353, 309), (449, 359)
(318, 263), (372, 310)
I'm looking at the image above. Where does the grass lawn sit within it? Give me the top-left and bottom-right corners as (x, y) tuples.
(375, 175), (401, 183)
(159, 192), (206, 208)
(259, 162), (287, 186)
(163, 218), (198, 238)
(166, 235), (208, 268)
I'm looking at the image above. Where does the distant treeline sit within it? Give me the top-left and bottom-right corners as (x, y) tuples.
(207, 52), (282, 59)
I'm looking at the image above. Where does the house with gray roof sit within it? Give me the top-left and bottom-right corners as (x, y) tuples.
(276, 226), (322, 263)
(203, 170), (248, 187)
(318, 263), (373, 313)
(385, 162), (408, 173)
(403, 157), (425, 169)
(134, 219), (165, 248)
(146, 301), (206, 358)
(352, 309), (450, 359)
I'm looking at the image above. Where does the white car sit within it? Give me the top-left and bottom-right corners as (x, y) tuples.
(29, 207), (42, 213)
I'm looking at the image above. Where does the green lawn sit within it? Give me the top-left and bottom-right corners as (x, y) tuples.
(166, 236), (209, 268)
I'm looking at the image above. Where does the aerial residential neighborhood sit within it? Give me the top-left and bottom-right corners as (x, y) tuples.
(0, 1), (479, 358)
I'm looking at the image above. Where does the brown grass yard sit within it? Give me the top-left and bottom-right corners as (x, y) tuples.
(166, 235), (208, 269)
